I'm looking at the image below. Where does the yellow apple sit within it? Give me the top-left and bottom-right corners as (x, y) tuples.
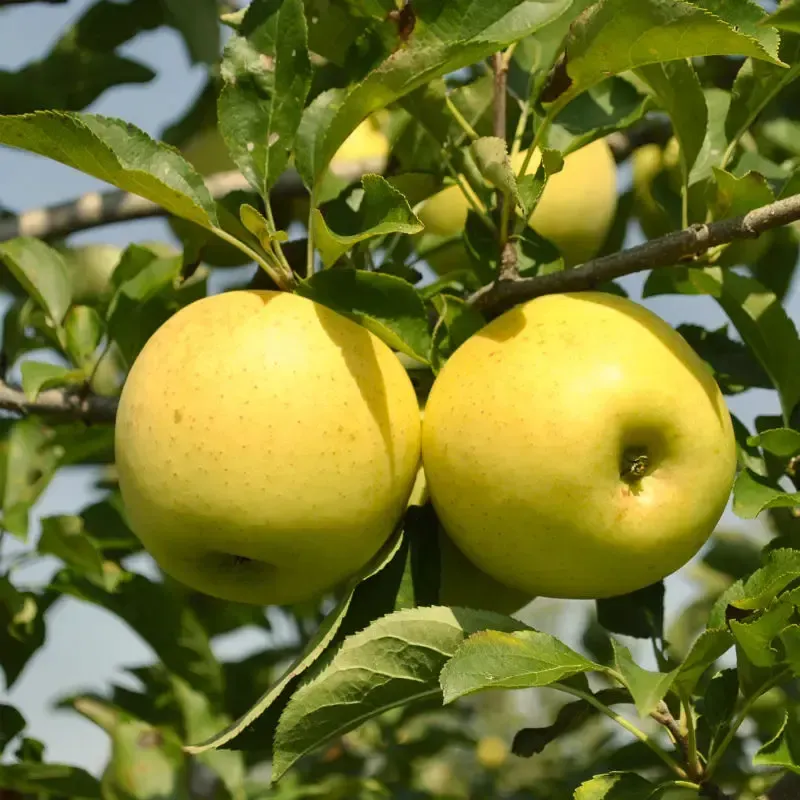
(115, 291), (421, 605)
(331, 118), (390, 165)
(416, 138), (618, 267)
(422, 292), (737, 599)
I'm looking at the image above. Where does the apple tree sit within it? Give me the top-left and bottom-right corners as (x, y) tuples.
(2, 0), (800, 798)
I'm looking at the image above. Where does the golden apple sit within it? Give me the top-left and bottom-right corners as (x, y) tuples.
(115, 291), (421, 605)
(331, 118), (390, 166)
(422, 292), (737, 599)
(180, 126), (238, 176)
(416, 138), (618, 267)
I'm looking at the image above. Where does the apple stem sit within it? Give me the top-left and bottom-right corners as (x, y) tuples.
(621, 449), (649, 482)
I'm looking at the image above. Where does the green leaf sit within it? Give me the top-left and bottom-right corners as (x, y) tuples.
(470, 136), (520, 205)
(0, 703), (25, 755)
(711, 168), (775, 221)
(0, 764), (100, 798)
(0, 237), (71, 324)
(673, 629), (735, 694)
(697, 268), (800, 422)
(749, 428), (800, 458)
(780, 625), (800, 675)
(74, 698), (190, 799)
(0, 579), (49, 689)
(731, 601), (795, 668)
(637, 59), (706, 178)
(574, 772), (656, 800)
(754, 710), (800, 774)
(272, 606), (526, 782)
(0, 0), (159, 115)
(733, 469), (800, 519)
(186, 528), (409, 754)
(700, 668), (739, 746)
(0, 112), (219, 230)
(547, 77), (652, 155)
(596, 582), (664, 639)
(20, 362), (84, 401)
(612, 641), (677, 717)
(218, 0), (311, 198)
(161, 0), (220, 64)
(678, 324), (771, 395)
(296, 268), (431, 363)
(169, 676), (245, 799)
(64, 305), (104, 368)
(295, 0), (575, 185)
(311, 174), (422, 267)
(766, 0), (800, 32)
(512, 688), (632, 757)
(710, 550), (800, 624)
(440, 629), (599, 702)
(2, 418), (63, 539)
(52, 572), (222, 701)
(726, 35), (800, 156)
(430, 294), (486, 373)
(563, 0), (782, 107)
(38, 516), (123, 592)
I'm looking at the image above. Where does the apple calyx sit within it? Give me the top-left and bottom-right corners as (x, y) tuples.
(621, 447), (650, 482)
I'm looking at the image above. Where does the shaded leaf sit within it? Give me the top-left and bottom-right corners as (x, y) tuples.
(430, 294), (486, 373)
(0, 763), (100, 798)
(512, 688), (632, 758)
(311, 175), (422, 267)
(596, 582), (664, 639)
(296, 0), (575, 185)
(162, 0), (220, 65)
(766, 0), (800, 33)
(218, 0), (311, 197)
(470, 136), (519, 204)
(0, 703), (25, 755)
(754, 711), (800, 774)
(0, 579), (49, 689)
(272, 606), (526, 782)
(64, 306), (104, 367)
(710, 549), (800, 625)
(297, 268), (431, 363)
(700, 668), (739, 746)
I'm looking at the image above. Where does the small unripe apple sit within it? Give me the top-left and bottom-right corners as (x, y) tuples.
(416, 139), (618, 267)
(422, 292), (737, 599)
(115, 291), (421, 605)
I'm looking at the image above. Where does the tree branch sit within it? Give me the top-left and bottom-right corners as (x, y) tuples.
(0, 380), (117, 423)
(0, 158), (385, 243)
(470, 192), (800, 315)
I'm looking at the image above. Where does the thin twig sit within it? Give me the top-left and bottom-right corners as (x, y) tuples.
(492, 51), (516, 279)
(470, 193), (800, 314)
(0, 380), (117, 423)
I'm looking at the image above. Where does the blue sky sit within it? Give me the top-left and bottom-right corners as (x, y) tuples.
(1, 0), (797, 776)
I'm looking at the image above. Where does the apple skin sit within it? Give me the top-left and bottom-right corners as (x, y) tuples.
(115, 291), (421, 605)
(416, 138), (617, 267)
(332, 118), (390, 164)
(422, 292), (737, 599)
